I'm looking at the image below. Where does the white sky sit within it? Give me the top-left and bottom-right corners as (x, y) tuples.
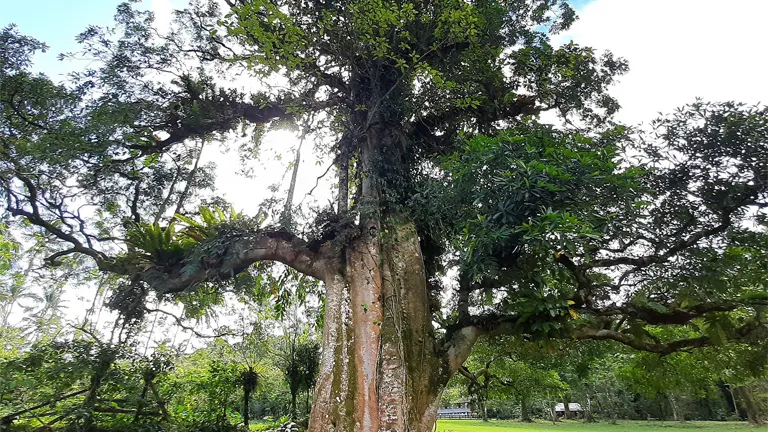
(556, 0), (768, 125)
(8, 0), (768, 347)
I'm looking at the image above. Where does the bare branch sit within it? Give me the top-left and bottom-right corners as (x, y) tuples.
(170, 138), (205, 221)
(588, 211), (733, 269)
(143, 307), (236, 339)
(6, 172), (109, 267)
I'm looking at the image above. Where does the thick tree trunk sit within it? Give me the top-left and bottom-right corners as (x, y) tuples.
(563, 396), (572, 420)
(520, 397), (532, 423)
(479, 398), (488, 422)
(308, 223), (456, 432)
(735, 386), (766, 426)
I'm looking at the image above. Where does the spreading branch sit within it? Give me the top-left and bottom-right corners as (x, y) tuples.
(134, 230), (331, 293)
(135, 96), (344, 156)
(447, 309), (765, 358)
(591, 299), (768, 325)
(587, 211), (733, 270)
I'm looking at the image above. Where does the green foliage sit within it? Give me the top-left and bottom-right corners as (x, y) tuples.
(437, 122), (641, 277)
(126, 222), (191, 266)
(175, 206), (247, 242)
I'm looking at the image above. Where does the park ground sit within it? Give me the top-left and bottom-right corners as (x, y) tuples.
(436, 419), (766, 432)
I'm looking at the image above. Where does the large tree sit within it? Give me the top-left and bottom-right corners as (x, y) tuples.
(1, 0), (767, 430)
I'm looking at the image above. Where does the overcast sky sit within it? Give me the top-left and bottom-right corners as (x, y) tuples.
(4, 0), (768, 345)
(557, 0), (768, 125)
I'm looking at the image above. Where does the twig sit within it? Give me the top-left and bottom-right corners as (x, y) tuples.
(144, 307), (238, 339)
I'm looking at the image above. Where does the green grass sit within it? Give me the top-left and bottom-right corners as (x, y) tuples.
(436, 419), (764, 432)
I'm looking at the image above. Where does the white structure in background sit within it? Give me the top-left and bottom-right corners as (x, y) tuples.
(437, 400), (474, 419)
(555, 403), (584, 418)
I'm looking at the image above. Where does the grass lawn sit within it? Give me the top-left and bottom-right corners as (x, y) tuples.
(436, 419), (763, 432)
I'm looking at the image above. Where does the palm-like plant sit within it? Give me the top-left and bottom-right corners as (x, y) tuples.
(125, 222), (190, 265)
(175, 205), (245, 242)
(1, 254), (42, 327)
(0, 279), (42, 327)
(240, 366), (260, 429)
(21, 285), (67, 340)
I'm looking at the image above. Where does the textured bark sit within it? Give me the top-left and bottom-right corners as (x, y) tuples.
(583, 394), (595, 423)
(308, 223), (453, 432)
(735, 386), (766, 425)
(520, 397), (532, 422)
(669, 395), (682, 422)
(563, 396), (573, 419)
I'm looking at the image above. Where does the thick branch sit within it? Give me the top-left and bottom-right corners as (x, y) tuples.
(1, 389), (88, 423)
(411, 94), (539, 149)
(571, 327), (710, 355)
(138, 97), (343, 155)
(136, 231), (330, 293)
(574, 319), (762, 355)
(591, 298), (768, 325)
(554, 252), (592, 307)
(448, 307), (764, 357)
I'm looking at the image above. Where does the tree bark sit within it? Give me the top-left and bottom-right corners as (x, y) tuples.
(549, 401), (557, 424)
(82, 354), (115, 431)
(291, 392), (298, 420)
(583, 394), (594, 423)
(133, 382), (149, 423)
(308, 222), (458, 432)
(520, 396), (532, 422)
(669, 395), (680, 422)
(147, 381), (169, 421)
(719, 382), (737, 415)
(735, 386), (766, 426)
(479, 397), (488, 422)
(563, 396), (572, 420)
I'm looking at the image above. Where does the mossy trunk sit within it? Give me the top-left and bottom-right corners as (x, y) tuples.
(308, 223), (451, 432)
